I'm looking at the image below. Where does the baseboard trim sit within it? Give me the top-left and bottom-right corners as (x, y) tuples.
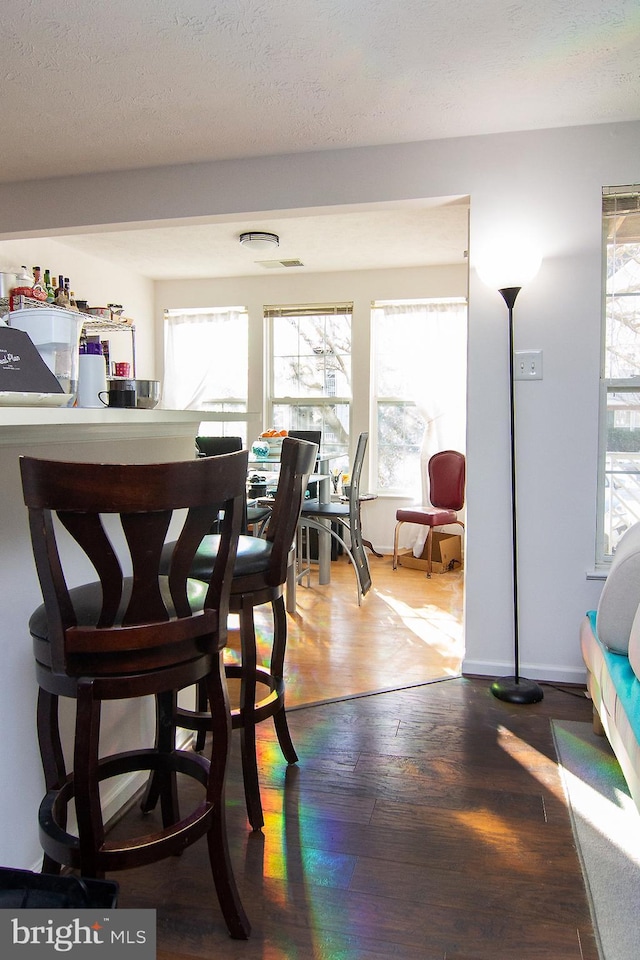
(462, 658), (587, 686)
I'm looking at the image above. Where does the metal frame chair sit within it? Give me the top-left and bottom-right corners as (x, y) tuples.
(298, 432), (372, 605)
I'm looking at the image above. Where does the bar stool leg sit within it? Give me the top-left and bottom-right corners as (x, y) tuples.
(139, 691), (180, 824)
(37, 689), (66, 875)
(238, 597), (263, 831)
(73, 681), (105, 878)
(271, 594), (298, 765)
(205, 657), (251, 939)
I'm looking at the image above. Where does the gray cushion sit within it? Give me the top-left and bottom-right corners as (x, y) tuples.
(597, 522), (640, 654)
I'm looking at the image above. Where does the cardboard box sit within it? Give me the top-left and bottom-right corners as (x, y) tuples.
(398, 532), (462, 573)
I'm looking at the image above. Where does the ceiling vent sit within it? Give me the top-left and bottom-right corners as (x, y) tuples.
(258, 259), (305, 269)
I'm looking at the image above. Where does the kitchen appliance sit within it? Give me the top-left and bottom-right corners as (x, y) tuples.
(9, 307), (84, 405)
(134, 379), (160, 408)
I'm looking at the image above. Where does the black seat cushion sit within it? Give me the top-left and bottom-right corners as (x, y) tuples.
(28, 578), (210, 644)
(161, 534), (274, 584)
(300, 498), (349, 520)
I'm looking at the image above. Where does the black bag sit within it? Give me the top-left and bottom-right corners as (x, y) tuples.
(0, 867), (118, 909)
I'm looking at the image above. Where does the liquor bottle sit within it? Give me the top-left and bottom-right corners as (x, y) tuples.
(54, 274), (69, 307)
(43, 269), (55, 302)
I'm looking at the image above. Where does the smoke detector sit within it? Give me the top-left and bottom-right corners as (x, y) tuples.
(239, 232), (280, 252)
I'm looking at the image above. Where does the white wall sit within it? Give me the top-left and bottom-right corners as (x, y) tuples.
(0, 237), (156, 377)
(0, 120), (638, 744)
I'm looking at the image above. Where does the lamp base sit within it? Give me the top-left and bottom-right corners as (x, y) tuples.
(490, 676), (544, 704)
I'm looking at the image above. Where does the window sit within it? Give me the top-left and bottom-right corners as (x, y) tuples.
(372, 299), (467, 497)
(599, 187), (640, 559)
(266, 303), (352, 466)
(163, 306), (248, 437)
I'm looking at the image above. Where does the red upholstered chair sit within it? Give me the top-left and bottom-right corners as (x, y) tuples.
(392, 450), (465, 577)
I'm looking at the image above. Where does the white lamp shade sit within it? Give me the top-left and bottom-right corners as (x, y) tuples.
(476, 239), (542, 290)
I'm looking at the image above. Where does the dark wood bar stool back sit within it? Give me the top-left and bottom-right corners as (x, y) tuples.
(20, 452), (251, 940)
(157, 436), (318, 831)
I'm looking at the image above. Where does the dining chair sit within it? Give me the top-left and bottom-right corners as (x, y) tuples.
(298, 431), (372, 604)
(20, 452), (251, 939)
(156, 436), (318, 830)
(288, 430), (323, 498)
(392, 449), (466, 577)
(197, 435), (272, 536)
(196, 435), (245, 457)
(288, 429), (322, 446)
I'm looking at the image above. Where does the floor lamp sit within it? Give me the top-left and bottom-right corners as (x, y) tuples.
(478, 244), (544, 704)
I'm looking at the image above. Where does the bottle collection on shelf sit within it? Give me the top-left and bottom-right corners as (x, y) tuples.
(6, 265), (126, 322)
(2, 265), (135, 388)
(9, 265), (77, 311)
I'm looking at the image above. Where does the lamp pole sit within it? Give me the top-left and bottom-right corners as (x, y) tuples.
(490, 286), (544, 704)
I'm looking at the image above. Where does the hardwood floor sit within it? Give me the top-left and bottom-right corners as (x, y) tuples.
(109, 557), (598, 958)
(239, 553), (465, 707)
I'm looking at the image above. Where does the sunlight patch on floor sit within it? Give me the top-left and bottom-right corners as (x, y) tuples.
(452, 807), (548, 875)
(496, 724), (566, 804)
(372, 588), (464, 656)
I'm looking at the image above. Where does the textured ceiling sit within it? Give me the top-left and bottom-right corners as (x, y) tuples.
(4, 0), (639, 276)
(54, 199), (471, 278)
(5, 0), (640, 184)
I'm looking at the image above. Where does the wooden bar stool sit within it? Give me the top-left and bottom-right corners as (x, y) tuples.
(154, 436), (318, 831)
(20, 452), (251, 940)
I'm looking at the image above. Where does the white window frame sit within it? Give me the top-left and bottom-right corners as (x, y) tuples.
(597, 186), (640, 562)
(265, 302), (353, 462)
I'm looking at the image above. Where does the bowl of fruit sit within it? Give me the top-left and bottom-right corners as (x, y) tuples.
(259, 428), (287, 457)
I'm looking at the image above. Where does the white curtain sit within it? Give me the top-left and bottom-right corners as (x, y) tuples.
(162, 308), (247, 410)
(378, 301), (467, 555)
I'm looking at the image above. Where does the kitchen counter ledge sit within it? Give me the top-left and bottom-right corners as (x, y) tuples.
(0, 407), (258, 446)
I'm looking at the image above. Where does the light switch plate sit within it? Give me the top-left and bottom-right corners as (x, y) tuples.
(514, 350), (543, 380)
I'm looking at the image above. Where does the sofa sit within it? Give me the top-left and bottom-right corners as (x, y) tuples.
(580, 521), (640, 813)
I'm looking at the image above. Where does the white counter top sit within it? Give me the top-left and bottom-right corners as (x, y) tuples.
(0, 407), (258, 445)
